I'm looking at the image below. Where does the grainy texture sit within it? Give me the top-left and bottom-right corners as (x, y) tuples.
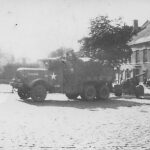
(0, 84), (150, 150)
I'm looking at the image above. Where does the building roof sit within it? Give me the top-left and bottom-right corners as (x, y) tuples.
(129, 20), (150, 45)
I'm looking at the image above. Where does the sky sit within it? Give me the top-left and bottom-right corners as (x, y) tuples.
(0, 0), (150, 61)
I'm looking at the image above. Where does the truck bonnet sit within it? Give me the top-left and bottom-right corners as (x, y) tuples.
(16, 68), (47, 79)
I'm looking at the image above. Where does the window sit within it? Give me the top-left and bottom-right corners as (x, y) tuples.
(136, 50), (140, 63)
(133, 68), (140, 76)
(143, 49), (148, 62)
(128, 56), (131, 63)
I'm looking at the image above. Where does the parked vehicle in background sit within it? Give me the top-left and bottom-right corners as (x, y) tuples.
(10, 51), (115, 102)
(114, 73), (145, 98)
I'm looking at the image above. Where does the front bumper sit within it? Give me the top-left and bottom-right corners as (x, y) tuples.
(10, 79), (24, 89)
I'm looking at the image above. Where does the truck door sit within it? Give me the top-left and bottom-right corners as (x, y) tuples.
(47, 60), (64, 93)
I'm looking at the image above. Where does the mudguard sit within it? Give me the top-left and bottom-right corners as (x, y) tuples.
(29, 78), (49, 89)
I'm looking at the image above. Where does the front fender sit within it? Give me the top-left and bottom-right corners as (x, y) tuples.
(29, 79), (49, 89)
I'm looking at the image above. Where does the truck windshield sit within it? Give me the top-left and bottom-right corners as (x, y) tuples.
(39, 58), (63, 70)
(38, 61), (48, 69)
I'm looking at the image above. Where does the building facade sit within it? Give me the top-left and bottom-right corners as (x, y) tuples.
(119, 20), (150, 83)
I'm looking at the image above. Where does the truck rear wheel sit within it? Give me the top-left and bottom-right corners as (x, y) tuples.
(81, 84), (96, 101)
(114, 84), (122, 96)
(18, 88), (30, 99)
(97, 85), (110, 100)
(31, 85), (47, 102)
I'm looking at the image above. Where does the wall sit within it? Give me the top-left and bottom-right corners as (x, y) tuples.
(119, 42), (150, 83)
(130, 42), (150, 81)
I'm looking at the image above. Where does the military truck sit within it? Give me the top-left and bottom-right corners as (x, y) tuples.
(10, 51), (115, 102)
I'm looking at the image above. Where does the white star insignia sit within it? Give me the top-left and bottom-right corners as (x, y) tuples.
(51, 72), (57, 80)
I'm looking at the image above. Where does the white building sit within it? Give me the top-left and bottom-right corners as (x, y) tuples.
(119, 20), (150, 83)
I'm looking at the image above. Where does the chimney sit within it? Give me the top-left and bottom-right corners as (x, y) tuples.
(133, 20), (138, 32)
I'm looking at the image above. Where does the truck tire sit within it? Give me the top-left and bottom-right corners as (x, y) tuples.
(31, 85), (47, 102)
(114, 85), (122, 96)
(135, 85), (144, 98)
(66, 93), (79, 99)
(81, 84), (96, 101)
(18, 88), (30, 99)
(97, 85), (110, 100)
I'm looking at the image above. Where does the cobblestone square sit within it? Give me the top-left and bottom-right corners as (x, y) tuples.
(0, 85), (150, 150)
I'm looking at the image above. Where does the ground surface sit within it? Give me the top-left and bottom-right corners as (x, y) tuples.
(0, 84), (150, 150)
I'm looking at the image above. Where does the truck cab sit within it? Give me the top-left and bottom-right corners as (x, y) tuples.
(10, 57), (65, 101)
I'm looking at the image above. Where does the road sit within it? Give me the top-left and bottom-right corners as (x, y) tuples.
(0, 84), (150, 150)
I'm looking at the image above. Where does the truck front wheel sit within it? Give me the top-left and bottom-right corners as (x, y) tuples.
(31, 85), (47, 102)
(81, 85), (96, 101)
(97, 85), (110, 100)
(18, 88), (30, 99)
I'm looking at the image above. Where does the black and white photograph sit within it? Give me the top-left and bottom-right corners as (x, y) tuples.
(0, 0), (150, 149)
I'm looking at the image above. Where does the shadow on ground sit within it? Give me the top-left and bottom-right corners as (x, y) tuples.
(114, 94), (150, 100)
(19, 95), (150, 110)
